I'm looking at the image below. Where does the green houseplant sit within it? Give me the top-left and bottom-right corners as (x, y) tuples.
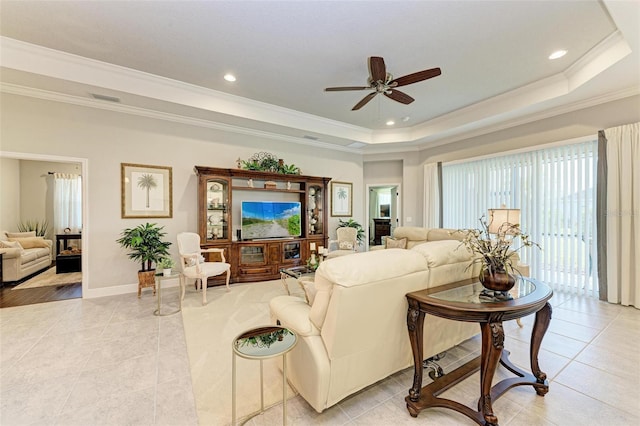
(116, 223), (172, 284)
(17, 219), (49, 237)
(157, 257), (175, 276)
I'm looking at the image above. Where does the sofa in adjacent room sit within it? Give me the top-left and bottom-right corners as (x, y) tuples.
(0, 231), (53, 282)
(269, 231), (482, 413)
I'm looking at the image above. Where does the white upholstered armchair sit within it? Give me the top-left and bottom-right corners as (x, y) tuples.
(326, 227), (358, 259)
(176, 232), (231, 305)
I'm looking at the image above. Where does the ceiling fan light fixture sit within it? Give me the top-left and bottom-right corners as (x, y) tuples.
(548, 50), (567, 60)
(223, 73), (236, 82)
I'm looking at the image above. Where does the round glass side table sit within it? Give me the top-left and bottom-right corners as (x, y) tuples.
(232, 326), (298, 425)
(153, 272), (183, 316)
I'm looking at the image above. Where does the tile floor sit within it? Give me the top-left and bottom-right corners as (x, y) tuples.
(1, 280), (639, 426)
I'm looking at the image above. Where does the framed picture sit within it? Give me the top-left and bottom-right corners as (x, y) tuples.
(121, 163), (173, 218)
(331, 181), (352, 217)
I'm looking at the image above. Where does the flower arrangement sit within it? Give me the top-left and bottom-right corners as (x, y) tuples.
(238, 152), (300, 175)
(458, 215), (540, 277)
(236, 327), (293, 349)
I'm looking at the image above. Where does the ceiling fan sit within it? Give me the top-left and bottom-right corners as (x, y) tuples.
(325, 56), (441, 111)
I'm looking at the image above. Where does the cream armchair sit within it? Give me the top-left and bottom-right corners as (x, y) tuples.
(176, 232), (231, 305)
(326, 227), (357, 259)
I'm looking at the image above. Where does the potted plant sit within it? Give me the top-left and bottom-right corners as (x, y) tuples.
(17, 219), (49, 237)
(337, 218), (365, 246)
(157, 257), (175, 276)
(116, 223), (172, 286)
(457, 216), (540, 293)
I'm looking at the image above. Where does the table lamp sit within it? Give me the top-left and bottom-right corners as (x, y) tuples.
(488, 207), (520, 236)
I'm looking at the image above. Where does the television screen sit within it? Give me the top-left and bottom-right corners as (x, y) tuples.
(241, 201), (302, 239)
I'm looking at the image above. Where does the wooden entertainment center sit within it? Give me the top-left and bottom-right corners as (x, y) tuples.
(194, 166), (331, 285)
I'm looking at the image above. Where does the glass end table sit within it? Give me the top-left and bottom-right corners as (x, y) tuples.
(232, 326), (298, 425)
(405, 277), (553, 425)
(279, 266), (316, 304)
(153, 272), (183, 316)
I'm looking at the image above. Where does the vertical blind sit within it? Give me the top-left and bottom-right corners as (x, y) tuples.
(442, 140), (598, 297)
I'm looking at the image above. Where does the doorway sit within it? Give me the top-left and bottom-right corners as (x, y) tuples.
(0, 151), (88, 307)
(366, 184), (401, 249)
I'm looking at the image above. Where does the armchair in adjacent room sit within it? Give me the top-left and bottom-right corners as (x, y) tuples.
(326, 227), (358, 259)
(177, 232), (231, 305)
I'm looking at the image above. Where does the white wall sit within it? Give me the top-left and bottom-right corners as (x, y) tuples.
(0, 158), (20, 231)
(0, 93), (362, 296)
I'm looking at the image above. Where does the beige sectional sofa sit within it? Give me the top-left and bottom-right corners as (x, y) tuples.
(269, 228), (482, 413)
(0, 231), (53, 282)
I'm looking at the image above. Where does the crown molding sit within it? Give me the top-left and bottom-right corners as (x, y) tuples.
(0, 36), (373, 144)
(361, 86), (639, 155)
(1, 29), (633, 149)
(0, 82), (363, 154)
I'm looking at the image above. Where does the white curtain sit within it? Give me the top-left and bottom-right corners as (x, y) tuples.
(53, 173), (82, 234)
(442, 139), (599, 297)
(605, 122), (640, 308)
(423, 163), (440, 228)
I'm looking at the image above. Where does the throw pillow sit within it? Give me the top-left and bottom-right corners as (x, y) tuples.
(187, 254), (206, 266)
(8, 237), (49, 249)
(385, 237), (408, 249)
(338, 241), (354, 250)
(5, 231), (36, 238)
(0, 240), (25, 252)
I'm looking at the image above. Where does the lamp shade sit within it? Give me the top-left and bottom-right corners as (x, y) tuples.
(488, 208), (520, 235)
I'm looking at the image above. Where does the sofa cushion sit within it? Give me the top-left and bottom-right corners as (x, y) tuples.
(0, 240), (24, 251)
(393, 227), (430, 242)
(411, 240), (472, 268)
(8, 237), (50, 249)
(427, 228), (468, 242)
(5, 231), (36, 238)
(318, 249), (427, 288)
(385, 237), (407, 249)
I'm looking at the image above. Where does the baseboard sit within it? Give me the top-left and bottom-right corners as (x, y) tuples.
(83, 277), (180, 299)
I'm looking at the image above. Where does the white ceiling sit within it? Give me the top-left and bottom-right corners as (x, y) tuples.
(1, 1), (638, 153)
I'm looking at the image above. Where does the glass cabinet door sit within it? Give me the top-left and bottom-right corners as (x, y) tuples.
(206, 178), (229, 242)
(239, 245), (265, 265)
(307, 184), (323, 236)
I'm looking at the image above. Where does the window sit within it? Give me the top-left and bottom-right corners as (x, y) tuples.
(442, 139), (598, 297)
(53, 173), (82, 234)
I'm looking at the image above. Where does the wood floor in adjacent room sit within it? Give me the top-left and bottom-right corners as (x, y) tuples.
(0, 283), (82, 308)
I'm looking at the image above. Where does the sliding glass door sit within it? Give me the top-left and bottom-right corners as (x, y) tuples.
(441, 139), (598, 297)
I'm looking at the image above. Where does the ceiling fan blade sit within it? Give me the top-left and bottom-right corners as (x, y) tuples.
(325, 86), (371, 91)
(369, 56), (386, 82)
(392, 67), (442, 87)
(384, 89), (414, 105)
(352, 92), (378, 110)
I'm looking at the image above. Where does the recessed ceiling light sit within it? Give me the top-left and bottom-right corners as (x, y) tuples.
(386, 120), (395, 126)
(402, 116), (410, 122)
(224, 73), (236, 82)
(548, 50), (567, 60)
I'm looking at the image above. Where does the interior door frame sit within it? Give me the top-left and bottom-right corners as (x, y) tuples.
(365, 183), (401, 251)
(1, 151), (89, 298)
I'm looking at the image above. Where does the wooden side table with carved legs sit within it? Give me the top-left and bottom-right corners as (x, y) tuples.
(405, 277), (553, 426)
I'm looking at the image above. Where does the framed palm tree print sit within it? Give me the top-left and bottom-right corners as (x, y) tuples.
(331, 181), (352, 217)
(121, 163), (173, 218)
